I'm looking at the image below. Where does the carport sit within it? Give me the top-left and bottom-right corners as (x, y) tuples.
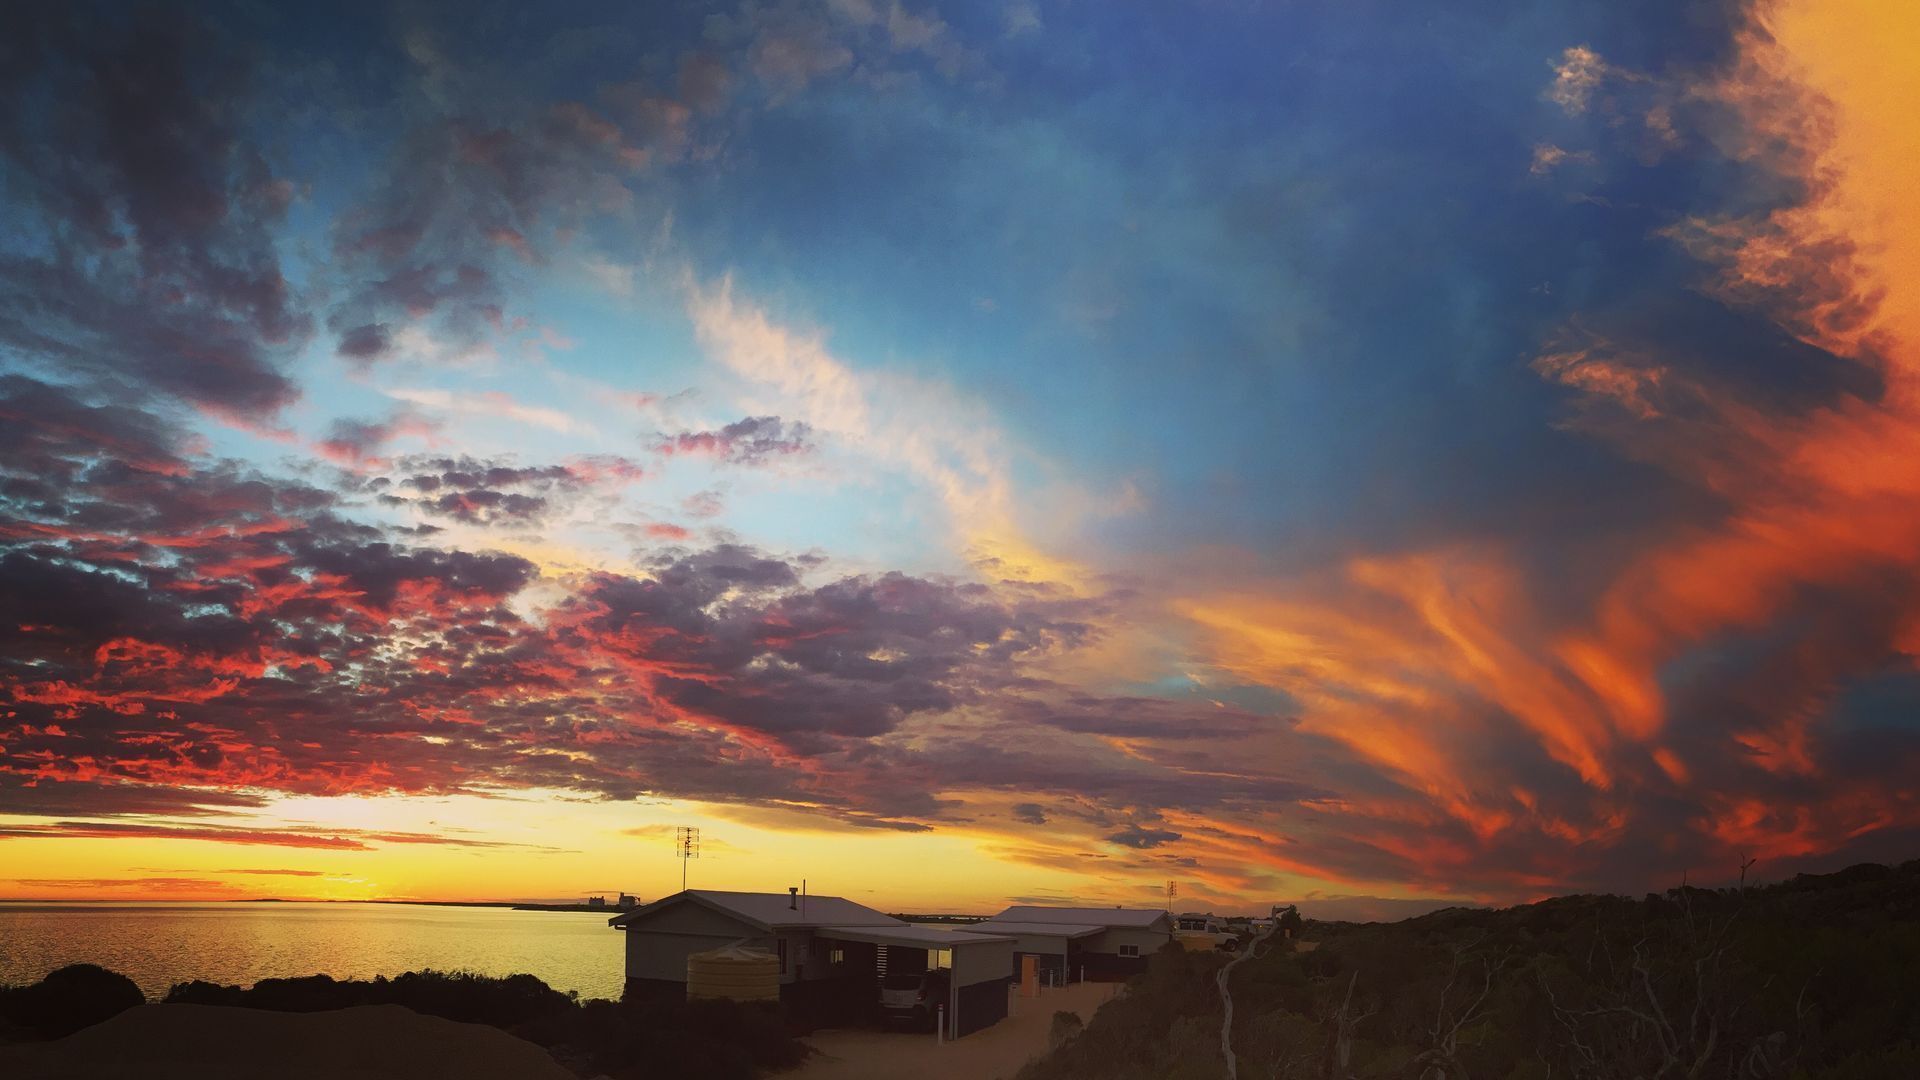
(966, 920), (1102, 984)
(819, 924), (1015, 1038)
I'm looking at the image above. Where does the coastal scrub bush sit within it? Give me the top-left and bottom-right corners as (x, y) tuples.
(0, 963), (144, 1039)
(161, 969), (807, 1079)
(1048, 1009), (1083, 1049)
(1019, 859), (1920, 1080)
(1016, 943), (1228, 1080)
(164, 969), (575, 1027)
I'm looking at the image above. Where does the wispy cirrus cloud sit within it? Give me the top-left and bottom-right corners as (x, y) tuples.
(386, 387), (586, 435)
(684, 275), (1096, 584)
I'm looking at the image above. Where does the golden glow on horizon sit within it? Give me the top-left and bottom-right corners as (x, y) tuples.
(1, 793), (1136, 910)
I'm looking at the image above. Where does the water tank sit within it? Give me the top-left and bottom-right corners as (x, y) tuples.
(686, 944), (780, 1002)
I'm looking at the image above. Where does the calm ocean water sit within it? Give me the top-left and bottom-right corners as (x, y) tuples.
(0, 902), (625, 1000)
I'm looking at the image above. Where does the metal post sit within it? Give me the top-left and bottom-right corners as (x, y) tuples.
(674, 826), (699, 892)
(935, 1004), (944, 1045)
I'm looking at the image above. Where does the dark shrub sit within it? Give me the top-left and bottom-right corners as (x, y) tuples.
(1048, 1009), (1083, 1049)
(159, 979), (246, 1007)
(0, 963), (145, 1039)
(165, 969), (574, 1028)
(160, 969), (807, 1080)
(386, 970), (575, 1027)
(184, 973), (350, 1013)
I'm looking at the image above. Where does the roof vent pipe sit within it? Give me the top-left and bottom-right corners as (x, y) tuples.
(789, 886), (799, 910)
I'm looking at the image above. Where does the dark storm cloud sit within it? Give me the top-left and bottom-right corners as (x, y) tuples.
(2, 387), (1174, 831)
(0, 374), (189, 483)
(0, 378), (1329, 844)
(1106, 825), (1182, 849)
(0, 820), (557, 851)
(357, 454), (630, 527)
(1011, 802), (1048, 825)
(0, 822), (373, 850)
(551, 556), (1097, 743)
(1028, 695), (1274, 741)
(316, 410), (439, 469)
(0, 778), (268, 819)
(0, 5), (310, 419)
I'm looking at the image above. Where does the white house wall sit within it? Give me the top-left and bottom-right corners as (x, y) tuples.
(950, 940), (1015, 987)
(1088, 926), (1174, 956)
(625, 929), (756, 982)
(620, 902), (768, 982)
(1006, 932), (1074, 956)
(776, 930), (830, 983)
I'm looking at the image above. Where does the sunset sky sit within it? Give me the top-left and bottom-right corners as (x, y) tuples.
(2, 0), (1916, 917)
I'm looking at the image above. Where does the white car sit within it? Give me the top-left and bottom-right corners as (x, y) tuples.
(878, 968), (949, 1030)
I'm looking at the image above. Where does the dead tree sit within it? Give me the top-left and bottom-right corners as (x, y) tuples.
(1538, 873), (1792, 1080)
(1403, 934), (1512, 1080)
(1323, 970), (1375, 1080)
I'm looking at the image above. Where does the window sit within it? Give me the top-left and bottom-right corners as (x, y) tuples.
(829, 948), (845, 965)
(1118, 944), (1140, 958)
(776, 938), (788, 973)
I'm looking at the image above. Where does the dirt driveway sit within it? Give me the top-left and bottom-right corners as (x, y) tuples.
(782, 980), (1119, 1080)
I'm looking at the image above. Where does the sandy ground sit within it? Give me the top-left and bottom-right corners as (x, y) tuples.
(0, 1003), (575, 1080)
(783, 980), (1121, 1080)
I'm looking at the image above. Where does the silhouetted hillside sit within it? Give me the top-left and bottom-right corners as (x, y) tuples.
(1022, 860), (1920, 1079)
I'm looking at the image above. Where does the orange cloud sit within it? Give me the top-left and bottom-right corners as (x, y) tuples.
(1177, 0), (1920, 889)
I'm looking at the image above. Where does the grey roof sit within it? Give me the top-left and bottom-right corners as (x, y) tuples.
(972, 919), (1104, 938)
(609, 889), (903, 931)
(992, 905), (1173, 929)
(818, 925), (1014, 949)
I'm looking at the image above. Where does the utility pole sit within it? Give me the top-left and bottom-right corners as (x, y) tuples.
(675, 825), (700, 891)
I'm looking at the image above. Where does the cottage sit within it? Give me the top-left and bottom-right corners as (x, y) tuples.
(608, 888), (1016, 1037)
(974, 905), (1175, 981)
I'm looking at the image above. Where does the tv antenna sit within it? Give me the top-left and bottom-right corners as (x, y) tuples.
(1166, 879), (1177, 912)
(675, 825), (700, 891)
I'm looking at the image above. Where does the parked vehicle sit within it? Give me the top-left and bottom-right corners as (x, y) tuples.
(878, 968), (950, 1029)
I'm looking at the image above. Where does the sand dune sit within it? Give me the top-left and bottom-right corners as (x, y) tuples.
(783, 981), (1118, 1080)
(0, 1002), (576, 1080)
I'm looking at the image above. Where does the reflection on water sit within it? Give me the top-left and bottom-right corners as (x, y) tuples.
(0, 902), (624, 1000)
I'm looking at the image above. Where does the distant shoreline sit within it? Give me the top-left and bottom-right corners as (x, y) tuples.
(887, 912), (991, 923)
(0, 898), (1004, 918)
(0, 898), (619, 913)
